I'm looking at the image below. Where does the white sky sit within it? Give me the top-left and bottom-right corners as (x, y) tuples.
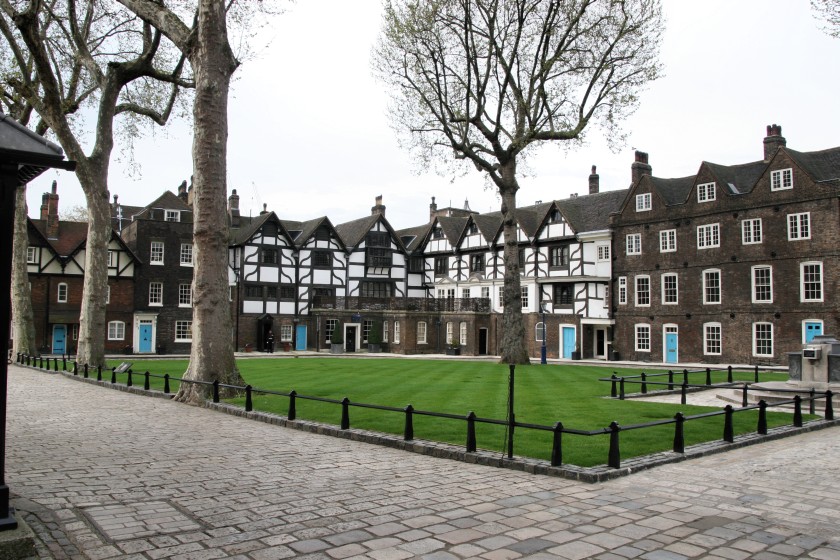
(27, 0), (840, 231)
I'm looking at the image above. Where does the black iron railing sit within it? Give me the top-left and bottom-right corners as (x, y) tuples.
(16, 353), (837, 469)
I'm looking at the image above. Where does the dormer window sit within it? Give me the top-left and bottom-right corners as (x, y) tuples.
(635, 193), (651, 212)
(165, 210), (180, 222)
(770, 168), (793, 191)
(467, 223), (478, 235)
(549, 209), (562, 223)
(697, 182), (716, 203)
(433, 226), (444, 239)
(315, 226), (330, 241)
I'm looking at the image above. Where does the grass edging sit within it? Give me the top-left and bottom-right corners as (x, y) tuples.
(52, 367), (840, 483)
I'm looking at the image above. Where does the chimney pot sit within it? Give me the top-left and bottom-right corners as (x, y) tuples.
(631, 151), (652, 185)
(588, 164), (600, 195)
(763, 123), (786, 161)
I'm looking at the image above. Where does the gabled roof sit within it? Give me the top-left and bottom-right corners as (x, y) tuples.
(703, 160), (766, 196)
(648, 176), (696, 206)
(282, 216), (346, 251)
(30, 219), (88, 255)
(472, 213), (503, 244)
(229, 212), (274, 245)
(515, 202), (553, 239)
(334, 215), (380, 248)
(133, 190), (192, 219)
(555, 189), (628, 232)
(395, 223), (433, 253)
(786, 146), (840, 183)
(438, 216), (468, 246)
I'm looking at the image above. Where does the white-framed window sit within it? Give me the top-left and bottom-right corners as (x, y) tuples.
(703, 269), (721, 304)
(179, 283), (192, 307)
(175, 320), (193, 342)
(752, 266), (773, 303)
(521, 286), (529, 309)
(659, 229), (676, 253)
(363, 320), (372, 344)
(498, 286), (504, 308)
(801, 262), (823, 302)
(106, 285), (111, 304)
(446, 321), (454, 344)
(742, 218), (762, 245)
(661, 273), (678, 305)
(788, 212), (810, 240)
(462, 288), (471, 299)
(626, 234), (641, 255)
(107, 250), (115, 267)
(635, 193), (651, 212)
(618, 277), (627, 305)
(280, 325), (293, 342)
(150, 241), (164, 265)
(635, 275), (650, 307)
(325, 319), (337, 343)
(753, 323), (773, 357)
(703, 323), (722, 356)
(535, 322), (545, 342)
(697, 182), (716, 202)
(597, 244), (610, 262)
(149, 282), (163, 306)
(107, 321), (125, 341)
(770, 168), (793, 191)
(394, 321), (400, 344)
(635, 324), (651, 352)
(460, 322), (467, 346)
(481, 286), (490, 300)
(57, 282), (68, 303)
(417, 321), (427, 344)
(26, 247), (37, 263)
(603, 284), (609, 308)
(697, 223), (720, 249)
(180, 243), (193, 266)
(165, 210), (180, 222)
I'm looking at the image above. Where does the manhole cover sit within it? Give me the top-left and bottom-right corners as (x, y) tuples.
(83, 500), (202, 541)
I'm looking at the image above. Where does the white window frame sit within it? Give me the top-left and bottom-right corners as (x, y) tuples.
(460, 322), (467, 346)
(417, 321), (427, 344)
(661, 273), (678, 305)
(535, 322), (545, 342)
(280, 325), (293, 342)
(481, 286), (490, 300)
(175, 320), (193, 342)
(107, 321), (125, 341)
(770, 168), (793, 191)
(180, 243), (194, 267)
(659, 229), (676, 253)
(521, 286), (529, 310)
(751, 265), (773, 303)
(753, 322), (773, 357)
(149, 282), (163, 306)
(394, 321), (400, 344)
(596, 244), (610, 262)
(165, 210), (181, 222)
(635, 193), (651, 212)
(697, 182), (716, 203)
(800, 261), (823, 302)
(618, 277), (627, 305)
(626, 234), (641, 256)
(26, 247), (37, 264)
(179, 283), (193, 307)
(446, 321), (454, 344)
(635, 275), (650, 307)
(106, 285), (111, 304)
(635, 324), (651, 352)
(703, 269), (721, 305)
(150, 241), (164, 265)
(697, 223), (720, 249)
(788, 212), (810, 240)
(107, 250), (115, 267)
(57, 282), (68, 303)
(741, 218), (762, 245)
(703, 323), (722, 356)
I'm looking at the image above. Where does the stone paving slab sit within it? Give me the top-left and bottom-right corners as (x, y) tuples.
(6, 365), (840, 559)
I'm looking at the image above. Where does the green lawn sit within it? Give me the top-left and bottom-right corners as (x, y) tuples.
(103, 358), (798, 467)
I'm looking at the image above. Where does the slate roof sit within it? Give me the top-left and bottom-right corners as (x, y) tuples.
(647, 176), (696, 206)
(30, 219), (88, 255)
(132, 190), (192, 219)
(395, 223), (432, 253)
(472, 213), (503, 244)
(704, 160), (766, 196)
(787, 146), (840, 182)
(438, 216), (468, 246)
(555, 189), (628, 232)
(334, 215), (380, 248)
(230, 212), (274, 245)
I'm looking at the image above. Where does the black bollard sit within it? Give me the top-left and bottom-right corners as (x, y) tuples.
(673, 412), (685, 453)
(757, 400), (767, 435)
(164, 374), (170, 394)
(550, 422), (564, 467)
(793, 395), (802, 427)
(608, 421), (621, 468)
(245, 385), (253, 412)
(340, 397), (349, 429)
(288, 390), (296, 420)
(466, 411), (476, 452)
(723, 405), (734, 443)
(404, 405), (414, 441)
(213, 380), (220, 403)
(825, 390), (834, 420)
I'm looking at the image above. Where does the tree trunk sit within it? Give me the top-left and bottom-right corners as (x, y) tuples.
(497, 161), (530, 365)
(11, 185), (38, 358)
(74, 164), (112, 367)
(174, 0), (243, 404)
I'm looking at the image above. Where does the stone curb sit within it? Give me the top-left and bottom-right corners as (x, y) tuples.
(38, 365), (840, 483)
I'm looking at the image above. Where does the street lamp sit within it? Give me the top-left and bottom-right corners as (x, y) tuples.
(540, 301), (548, 365)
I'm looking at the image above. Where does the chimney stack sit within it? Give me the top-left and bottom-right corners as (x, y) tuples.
(371, 194), (386, 217)
(228, 189), (240, 227)
(631, 151), (652, 185)
(429, 196), (438, 223)
(260, 203), (268, 215)
(41, 180), (60, 239)
(763, 124), (786, 162)
(177, 180), (188, 203)
(588, 165), (600, 194)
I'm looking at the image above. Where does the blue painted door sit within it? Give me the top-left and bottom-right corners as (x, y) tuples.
(805, 322), (822, 343)
(562, 327), (575, 359)
(665, 332), (678, 364)
(139, 323), (153, 353)
(52, 325), (66, 354)
(295, 325), (307, 351)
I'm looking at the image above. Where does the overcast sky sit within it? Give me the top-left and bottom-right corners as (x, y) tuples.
(27, 0), (840, 231)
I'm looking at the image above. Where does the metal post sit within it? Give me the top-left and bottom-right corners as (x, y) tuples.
(164, 374), (170, 394)
(619, 377), (625, 400)
(793, 395), (802, 427)
(727, 365), (733, 383)
(540, 305), (546, 365)
(144, 371), (150, 391)
(705, 367), (711, 386)
(757, 400), (767, 435)
(723, 405), (734, 443)
(608, 421), (621, 468)
(681, 382), (687, 405)
(404, 405), (414, 441)
(507, 365), (515, 459)
(245, 385), (253, 412)
(641, 372), (647, 394)
(213, 380), (220, 403)
(288, 390), (297, 420)
(673, 412), (685, 453)
(742, 384), (748, 407)
(754, 365), (759, 383)
(668, 370), (674, 390)
(550, 422), (563, 466)
(466, 411), (476, 452)
(610, 374), (617, 398)
(825, 390), (834, 420)
(341, 397), (349, 429)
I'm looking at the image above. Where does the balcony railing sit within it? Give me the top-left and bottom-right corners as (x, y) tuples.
(312, 296), (491, 313)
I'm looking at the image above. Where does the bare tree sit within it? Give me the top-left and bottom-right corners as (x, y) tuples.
(812, 0), (840, 37)
(11, 184), (37, 358)
(1, 0), (191, 367)
(116, 0), (250, 403)
(373, 0), (663, 364)
(61, 204), (90, 222)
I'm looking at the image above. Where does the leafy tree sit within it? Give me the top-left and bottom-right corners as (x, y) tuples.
(373, 0), (663, 364)
(1, 0), (191, 367)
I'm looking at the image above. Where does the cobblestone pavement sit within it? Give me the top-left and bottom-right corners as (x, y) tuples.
(7, 365), (840, 559)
